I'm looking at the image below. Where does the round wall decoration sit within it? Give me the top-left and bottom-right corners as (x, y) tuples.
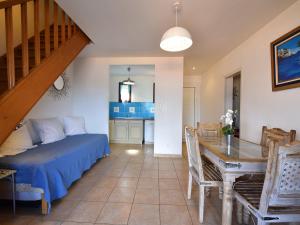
(48, 74), (70, 100)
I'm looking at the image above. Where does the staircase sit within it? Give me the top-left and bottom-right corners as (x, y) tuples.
(0, 0), (90, 144)
(0, 25), (71, 95)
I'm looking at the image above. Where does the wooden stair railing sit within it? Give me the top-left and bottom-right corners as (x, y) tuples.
(0, 0), (90, 144)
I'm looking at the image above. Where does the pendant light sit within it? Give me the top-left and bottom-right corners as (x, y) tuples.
(160, 2), (192, 52)
(122, 66), (135, 86)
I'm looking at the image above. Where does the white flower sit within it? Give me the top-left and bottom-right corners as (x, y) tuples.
(220, 115), (225, 120)
(225, 117), (233, 125)
(228, 109), (233, 114)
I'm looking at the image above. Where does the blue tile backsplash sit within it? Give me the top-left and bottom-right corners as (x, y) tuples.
(110, 102), (155, 119)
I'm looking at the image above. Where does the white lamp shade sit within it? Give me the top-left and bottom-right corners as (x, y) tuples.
(160, 26), (192, 52)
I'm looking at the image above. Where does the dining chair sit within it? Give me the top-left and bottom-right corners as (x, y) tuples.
(260, 126), (296, 147)
(197, 122), (222, 137)
(234, 141), (300, 225)
(185, 126), (223, 223)
(236, 127), (297, 224)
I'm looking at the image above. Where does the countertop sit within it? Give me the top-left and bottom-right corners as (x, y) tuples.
(110, 117), (155, 121)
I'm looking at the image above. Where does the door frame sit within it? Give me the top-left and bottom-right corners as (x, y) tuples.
(182, 87), (196, 141)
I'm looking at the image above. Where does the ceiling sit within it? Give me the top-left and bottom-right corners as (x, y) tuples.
(57, 0), (297, 75)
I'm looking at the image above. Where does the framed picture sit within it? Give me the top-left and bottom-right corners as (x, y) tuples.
(271, 26), (300, 91)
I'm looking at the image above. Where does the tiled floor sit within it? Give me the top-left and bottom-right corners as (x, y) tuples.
(0, 144), (265, 225)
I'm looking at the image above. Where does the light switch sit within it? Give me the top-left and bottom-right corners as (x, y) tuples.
(129, 107), (135, 113)
(113, 107), (119, 112)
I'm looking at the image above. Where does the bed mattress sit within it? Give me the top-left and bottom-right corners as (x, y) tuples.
(0, 134), (110, 203)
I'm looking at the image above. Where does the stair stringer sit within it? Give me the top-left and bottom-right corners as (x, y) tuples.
(0, 30), (90, 144)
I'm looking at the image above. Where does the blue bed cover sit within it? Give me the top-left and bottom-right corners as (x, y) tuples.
(0, 134), (110, 204)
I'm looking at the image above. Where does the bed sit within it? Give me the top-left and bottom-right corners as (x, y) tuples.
(0, 134), (110, 214)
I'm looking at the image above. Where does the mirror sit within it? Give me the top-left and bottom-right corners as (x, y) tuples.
(53, 76), (65, 91)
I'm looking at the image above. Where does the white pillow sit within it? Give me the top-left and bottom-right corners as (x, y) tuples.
(0, 125), (35, 156)
(32, 118), (66, 144)
(63, 116), (86, 136)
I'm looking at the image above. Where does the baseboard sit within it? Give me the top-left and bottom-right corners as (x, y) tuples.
(154, 153), (182, 158)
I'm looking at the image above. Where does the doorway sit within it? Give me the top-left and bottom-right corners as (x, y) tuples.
(225, 72), (241, 137)
(182, 87), (195, 140)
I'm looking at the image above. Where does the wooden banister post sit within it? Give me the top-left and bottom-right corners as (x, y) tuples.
(61, 10), (66, 44)
(21, 2), (29, 77)
(5, 6), (15, 89)
(34, 0), (40, 65)
(53, 2), (59, 50)
(44, 0), (50, 57)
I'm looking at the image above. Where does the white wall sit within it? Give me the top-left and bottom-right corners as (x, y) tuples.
(183, 76), (201, 125)
(200, 1), (300, 143)
(72, 57), (184, 156)
(109, 75), (154, 102)
(25, 63), (74, 119)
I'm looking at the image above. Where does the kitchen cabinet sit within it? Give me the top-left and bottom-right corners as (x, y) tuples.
(109, 120), (143, 144)
(144, 120), (154, 144)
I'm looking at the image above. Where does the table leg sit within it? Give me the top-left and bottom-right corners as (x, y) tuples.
(11, 173), (16, 215)
(222, 181), (233, 225)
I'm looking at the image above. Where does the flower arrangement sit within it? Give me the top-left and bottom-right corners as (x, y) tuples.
(220, 109), (237, 136)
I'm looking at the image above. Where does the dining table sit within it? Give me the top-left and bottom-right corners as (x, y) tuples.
(198, 135), (269, 225)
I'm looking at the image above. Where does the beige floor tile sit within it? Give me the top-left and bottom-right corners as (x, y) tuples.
(159, 178), (181, 190)
(159, 163), (175, 171)
(160, 189), (186, 205)
(121, 169), (141, 178)
(187, 204), (222, 225)
(61, 222), (94, 225)
(117, 177), (139, 188)
(83, 186), (113, 202)
(108, 187), (136, 203)
(103, 168), (124, 177)
(94, 177), (119, 188)
(160, 205), (193, 225)
(66, 201), (104, 223)
(134, 188), (159, 204)
(28, 220), (61, 225)
(64, 184), (93, 201)
(159, 170), (178, 179)
(96, 202), (131, 225)
(44, 200), (80, 221)
(137, 178), (159, 189)
(128, 204), (160, 225)
(30, 221), (61, 225)
(140, 169), (159, 178)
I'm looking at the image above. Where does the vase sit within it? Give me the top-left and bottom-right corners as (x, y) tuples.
(225, 134), (233, 147)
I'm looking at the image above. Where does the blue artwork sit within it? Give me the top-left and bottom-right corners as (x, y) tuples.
(271, 27), (300, 91)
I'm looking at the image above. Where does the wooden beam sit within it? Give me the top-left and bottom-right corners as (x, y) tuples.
(44, 0), (50, 57)
(68, 16), (72, 39)
(53, 2), (59, 49)
(21, 2), (29, 76)
(61, 10), (66, 44)
(5, 6), (15, 89)
(0, 31), (90, 144)
(34, 0), (40, 65)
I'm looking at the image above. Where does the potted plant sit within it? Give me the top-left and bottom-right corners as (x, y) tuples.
(220, 109), (237, 146)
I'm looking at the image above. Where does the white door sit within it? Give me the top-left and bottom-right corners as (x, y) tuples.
(182, 87), (195, 140)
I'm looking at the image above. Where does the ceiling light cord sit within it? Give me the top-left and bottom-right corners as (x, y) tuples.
(175, 5), (178, 26)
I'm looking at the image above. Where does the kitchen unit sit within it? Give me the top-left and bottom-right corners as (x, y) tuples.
(109, 118), (154, 144)
(109, 119), (143, 144)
